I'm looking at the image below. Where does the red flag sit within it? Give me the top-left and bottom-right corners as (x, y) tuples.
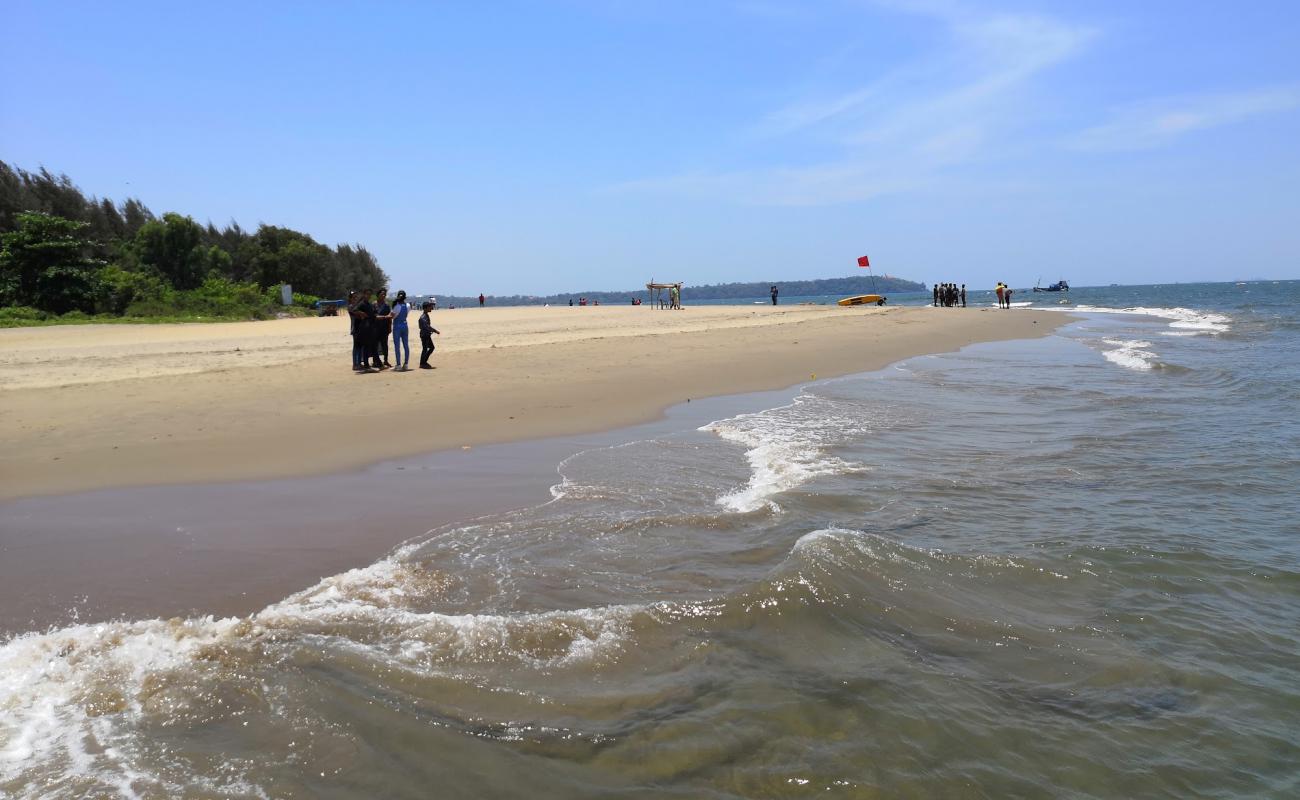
(857, 255), (870, 268)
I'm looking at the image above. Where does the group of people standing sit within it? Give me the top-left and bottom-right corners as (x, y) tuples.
(933, 283), (966, 307)
(347, 288), (441, 373)
(995, 282), (1015, 308)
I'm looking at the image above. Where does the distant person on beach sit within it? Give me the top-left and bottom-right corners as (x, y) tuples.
(478, 293), (485, 307)
(569, 298), (574, 306)
(418, 301), (441, 369)
(933, 284), (939, 306)
(375, 289), (393, 368)
(771, 285), (778, 305)
(1005, 287), (1014, 307)
(960, 284), (967, 307)
(391, 290), (411, 371)
(995, 282), (1005, 308)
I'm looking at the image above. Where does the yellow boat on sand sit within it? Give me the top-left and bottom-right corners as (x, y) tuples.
(837, 294), (886, 306)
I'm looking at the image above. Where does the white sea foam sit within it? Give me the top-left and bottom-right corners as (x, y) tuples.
(701, 395), (867, 513)
(0, 614), (257, 798)
(1100, 338), (1157, 371)
(1071, 305), (1231, 334)
(0, 546), (646, 797)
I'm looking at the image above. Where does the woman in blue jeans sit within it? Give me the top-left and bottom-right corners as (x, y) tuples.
(391, 290), (412, 370)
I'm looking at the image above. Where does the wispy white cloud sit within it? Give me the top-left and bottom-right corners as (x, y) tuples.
(1069, 85), (1300, 152)
(613, 1), (1097, 206)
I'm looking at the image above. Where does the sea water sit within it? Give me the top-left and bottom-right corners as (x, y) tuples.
(2, 281), (1298, 798)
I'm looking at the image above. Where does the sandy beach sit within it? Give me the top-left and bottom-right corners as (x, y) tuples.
(1, 304), (1062, 501)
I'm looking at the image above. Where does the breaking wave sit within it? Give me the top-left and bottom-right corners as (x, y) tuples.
(700, 394), (868, 513)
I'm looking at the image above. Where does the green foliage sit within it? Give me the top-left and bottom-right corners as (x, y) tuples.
(124, 212), (213, 290)
(1, 160), (389, 322)
(96, 264), (169, 315)
(0, 212), (102, 314)
(0, 306), (50, 324)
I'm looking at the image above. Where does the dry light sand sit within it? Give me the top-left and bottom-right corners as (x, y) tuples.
(0, 304), (1064, 500)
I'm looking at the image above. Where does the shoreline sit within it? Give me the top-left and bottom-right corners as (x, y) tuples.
(0, 311), (1068, 634)
(1, 306), (1067, 501)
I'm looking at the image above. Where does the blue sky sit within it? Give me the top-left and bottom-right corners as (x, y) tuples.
(4, 0), (1298, 294)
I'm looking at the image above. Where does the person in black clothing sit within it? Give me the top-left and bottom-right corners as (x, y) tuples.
(358, 290), (384, 370)
(375, 289), (393, 368)
(960, 284), (966, 307)
(932, 284), (938, 306)
(770, 285), (778, 305)
(351, 290), (378, 372)
(418, 301), (441, 369)
(346, 290), (363, 370)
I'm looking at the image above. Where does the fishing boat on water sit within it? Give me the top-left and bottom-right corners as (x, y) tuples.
(1033, 279), (1069, 292)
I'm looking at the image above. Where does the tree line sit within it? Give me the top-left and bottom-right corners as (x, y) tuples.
(0, 161), (387, 320)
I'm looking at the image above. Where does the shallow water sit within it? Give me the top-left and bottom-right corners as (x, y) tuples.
(3, 281), (1298, 798)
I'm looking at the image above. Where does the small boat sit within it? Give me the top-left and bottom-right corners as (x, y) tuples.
(1033, 279), (1069, 292)
(838, 294), (886, 306)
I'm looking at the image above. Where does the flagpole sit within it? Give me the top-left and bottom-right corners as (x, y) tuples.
(858, 255), (878, 294)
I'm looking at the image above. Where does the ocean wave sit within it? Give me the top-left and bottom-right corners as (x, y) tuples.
(1100, 338), (1158, 371)
(700, 394), (868, 513)
(0, 550), (651, 798)
(1071, 305), (1231, 334)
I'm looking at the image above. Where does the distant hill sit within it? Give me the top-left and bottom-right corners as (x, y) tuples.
(427, 275), (925, 307)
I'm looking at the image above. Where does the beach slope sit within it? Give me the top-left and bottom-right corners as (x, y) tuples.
(1, 305), (1062, 500)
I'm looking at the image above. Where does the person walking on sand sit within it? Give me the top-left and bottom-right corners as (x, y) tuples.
(418, 301), (441, 369)
(391, 290), (411, 371)
(770, 285), (778, 305)
(478, 293), (485, 308)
